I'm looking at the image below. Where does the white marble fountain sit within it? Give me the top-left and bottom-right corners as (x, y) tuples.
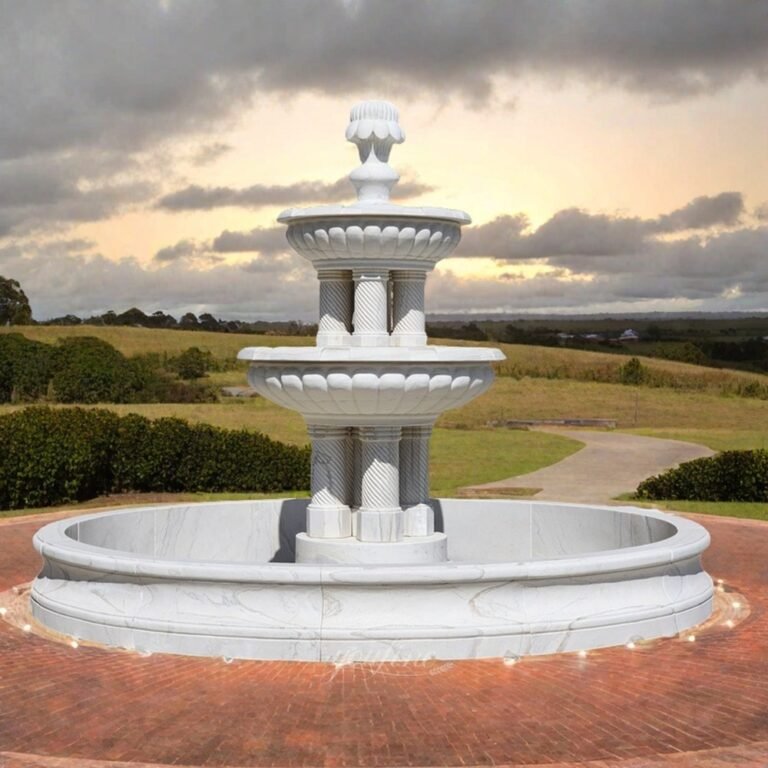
(30, 101), (713, 661)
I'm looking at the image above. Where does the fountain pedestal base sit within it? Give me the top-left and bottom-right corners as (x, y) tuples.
(295, 532), (448, 564)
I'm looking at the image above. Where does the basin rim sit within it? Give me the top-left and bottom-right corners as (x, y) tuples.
(32, 499), (710, 586)
(278, 203), (471, 226)
(237, 345), (506, 363)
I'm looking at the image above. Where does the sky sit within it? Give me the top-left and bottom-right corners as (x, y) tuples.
(1, 1), (768, 321)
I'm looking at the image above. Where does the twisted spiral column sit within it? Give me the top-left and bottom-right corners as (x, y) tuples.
(306, 426), (352, 538)
(352, 268), (390, 346)
(317, 269), (353, 347)
(391, 270), (427, 347)
(399, 425), (434, 536)
(357, 426), (403, 542)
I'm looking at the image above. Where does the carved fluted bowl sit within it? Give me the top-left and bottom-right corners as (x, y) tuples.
(237, 346), (504, 426)
(277, 203), (470, 270)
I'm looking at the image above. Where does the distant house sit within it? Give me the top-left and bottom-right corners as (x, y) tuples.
(582, 333), (603, 341)
(619, 329), (640, 342)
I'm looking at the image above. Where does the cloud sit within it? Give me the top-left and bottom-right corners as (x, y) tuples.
(210, 227), (287, 254)
(156, 176), (433, 211)
(0, 240), (316, 321)
(429, 223), (768, 313)
(1, 3), (763, 245)
(3, 214), (766, 321)
(461, 192), (746, 262)
(652, 192), (744, 232)
(152, 226), (288, 263)
(3, 2), (767, 162)
(0, 154), (156, 236)
(190, 142), (232, 166)
(153, 239), (202, 263)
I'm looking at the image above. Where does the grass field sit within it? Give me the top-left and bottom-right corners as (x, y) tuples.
(442, 376), (768, 432)
(444, 338), (768, 389)
(627, 428), (768, 452)
(6, 325), (766, 388)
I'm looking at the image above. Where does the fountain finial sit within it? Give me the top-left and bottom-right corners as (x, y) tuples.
(346, 100), (405, 203)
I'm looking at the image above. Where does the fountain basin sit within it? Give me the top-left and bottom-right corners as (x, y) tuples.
(279, 204), (470, 269)
(238, 346), (503, 425)
(31, 499), (713, 661)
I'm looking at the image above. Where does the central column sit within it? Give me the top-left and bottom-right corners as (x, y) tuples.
(391, 269), (427, 347)
(306, 426), (352, 538)
(317, 269), (353, 347)
(352, 268), (390, 346)
(357, 426), (403, 542)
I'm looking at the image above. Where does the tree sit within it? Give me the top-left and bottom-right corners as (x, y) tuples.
(198, 313), (221, 331)
(0, 276), (33, 325)
(179, 312), (199, 329)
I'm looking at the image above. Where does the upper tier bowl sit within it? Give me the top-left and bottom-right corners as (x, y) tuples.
(278, 203), (470, 269)
(238, 345), (504, 426)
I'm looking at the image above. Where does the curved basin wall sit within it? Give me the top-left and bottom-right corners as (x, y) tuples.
(57, 499), (676, 565)
(31, 499), (713, 662)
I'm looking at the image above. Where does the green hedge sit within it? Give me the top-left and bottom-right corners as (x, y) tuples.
(0, 407), (310, 510)
(636, 450), (768, 502)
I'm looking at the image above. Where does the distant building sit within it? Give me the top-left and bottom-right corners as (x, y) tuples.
(619, 329), (640, 342)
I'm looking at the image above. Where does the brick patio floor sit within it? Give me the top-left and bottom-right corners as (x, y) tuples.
(1, 509), (768, 767)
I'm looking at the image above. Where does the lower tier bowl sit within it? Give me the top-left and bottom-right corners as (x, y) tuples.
(31, 498), (713, 662)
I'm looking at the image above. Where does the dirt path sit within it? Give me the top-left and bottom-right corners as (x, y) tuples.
(463, 428), (714, 503)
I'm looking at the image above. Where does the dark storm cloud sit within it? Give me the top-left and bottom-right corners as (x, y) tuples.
(2, 1), (767, 160)
(156, 177), (433, 211)
(461, 192), (746, 261)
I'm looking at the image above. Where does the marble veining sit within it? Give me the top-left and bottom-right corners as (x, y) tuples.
(31, 498), (713, 660)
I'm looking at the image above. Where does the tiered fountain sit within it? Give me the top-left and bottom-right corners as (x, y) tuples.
(30, 102), (713, 661)
(239, 100), (502, 566)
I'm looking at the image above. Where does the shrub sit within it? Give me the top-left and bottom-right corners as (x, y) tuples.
(167, 346), (213, 380)
(619, 357), (646, 385)
(0, 406), (310, 510)
(0, 333), (52, 402)
(637, 450), (768, 502)
(0, 407), (118, 509)
(51, 337), (141, 403)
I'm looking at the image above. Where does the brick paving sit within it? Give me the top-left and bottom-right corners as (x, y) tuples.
(1, 510), (768, 767)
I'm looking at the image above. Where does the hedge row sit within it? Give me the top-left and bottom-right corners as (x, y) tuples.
(636, 450), (768, 502)
(0, 407), (310, 510)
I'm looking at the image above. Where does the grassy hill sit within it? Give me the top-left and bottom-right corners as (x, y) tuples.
(3, 325), (767, 496)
